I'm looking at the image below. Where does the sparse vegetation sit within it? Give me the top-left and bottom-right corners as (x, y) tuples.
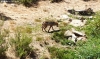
(36, 36), (43, 41)
(0, 20), (7, 59)
(48, 47), (77, 59)
(34, 18), (42, 22)
(16, 25), (33, 34)
(33, 24), (42, 32)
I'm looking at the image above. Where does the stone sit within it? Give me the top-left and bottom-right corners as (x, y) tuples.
(64, 28), (87, 42)
(69, 19), (87, 27)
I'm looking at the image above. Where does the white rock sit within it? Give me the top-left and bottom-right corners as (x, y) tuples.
(64, 30), (73, 36)
(71, 34), (77, 42)
(71, 28), (85, 36)
(69, 19), (87, 27)
(64, 30), (77, 42)
(64, 28), (86, 42)
(60, 15), (69, 19)
(57, 14), (69, 20)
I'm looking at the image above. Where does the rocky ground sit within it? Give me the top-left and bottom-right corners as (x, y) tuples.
(0, 0), (100, 59)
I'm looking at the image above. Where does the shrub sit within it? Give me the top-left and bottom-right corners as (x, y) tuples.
(15, 0), (40, 7)
(83, 12), (100, 38)
(83, 0), (91, 1)
(10, 32), (33, 59)
(50, 0), (63, 3)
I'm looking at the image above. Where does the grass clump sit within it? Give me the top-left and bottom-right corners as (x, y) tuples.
(48, 47), (77, 59)
(10, 32), (34, 59)
(16, 25), (33, 34)
(33, 24), (42, 32)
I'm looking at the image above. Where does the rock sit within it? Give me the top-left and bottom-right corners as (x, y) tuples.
(71, 28), (85, 37)
(69, 19), (87, 27)
(71, 34), (77, 42)
(64, 30), (77, 42)
(77, 37), (87, 41)
(64, 30), (73, 37)
(57, 14), (69, 21)
(64, 28), (87, 42)
(62, 18), (87, 27)
(59, 15), (69, 19)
